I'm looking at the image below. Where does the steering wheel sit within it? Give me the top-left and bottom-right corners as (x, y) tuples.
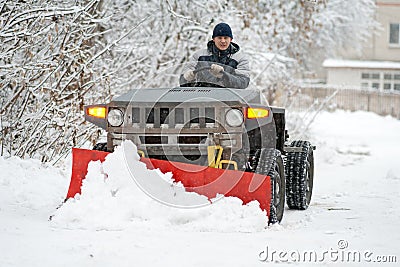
(180, 66), (225, 88)
(193, 66), (212, 75)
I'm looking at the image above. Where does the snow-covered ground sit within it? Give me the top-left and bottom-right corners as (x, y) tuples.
(1, 110), (399, 266)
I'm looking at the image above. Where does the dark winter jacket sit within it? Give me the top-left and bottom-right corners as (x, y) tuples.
(180, 41), (250, 89)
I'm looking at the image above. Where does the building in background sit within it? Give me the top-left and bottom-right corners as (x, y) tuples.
(323, 0), (400, 92)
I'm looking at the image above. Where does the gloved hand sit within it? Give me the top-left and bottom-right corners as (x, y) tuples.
(183, 70), (195, 81)
(210, 64), (224, 78)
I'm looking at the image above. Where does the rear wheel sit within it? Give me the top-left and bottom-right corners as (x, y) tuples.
(255, 148), (285, 224)
(285, 141), (314, 210)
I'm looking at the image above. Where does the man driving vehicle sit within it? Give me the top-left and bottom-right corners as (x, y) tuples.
(180, 22), (250, 89)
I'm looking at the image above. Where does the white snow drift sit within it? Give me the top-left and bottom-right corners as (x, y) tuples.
(51, 141), (268, 232)
(1, 110), (399, 267)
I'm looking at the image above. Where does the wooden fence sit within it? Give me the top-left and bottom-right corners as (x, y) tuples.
(276, 86), (400, 119)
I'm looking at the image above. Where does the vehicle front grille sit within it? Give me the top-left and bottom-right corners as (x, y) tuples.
(178, 136), (207, 144)
(138, 135), (208, 145)
(139, 136), (168, 144)
(131, 106), (216, 129)
(108, 104), (244, 151)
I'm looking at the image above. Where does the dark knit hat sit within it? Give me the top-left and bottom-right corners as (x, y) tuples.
(212, 23), (233, 39)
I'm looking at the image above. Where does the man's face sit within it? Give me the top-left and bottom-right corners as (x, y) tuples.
(213, 36), (232, 51)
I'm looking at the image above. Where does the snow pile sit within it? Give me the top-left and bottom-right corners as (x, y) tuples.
(0, 156), (67, 212)
(1, 110), (399, 267)
(51, 141), (267, 232)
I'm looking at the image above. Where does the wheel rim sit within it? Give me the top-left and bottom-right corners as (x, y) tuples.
(274, 170), (280, 206)
(305, 152), (314, 204)
(273, 160), (285, 222)
(306, 171), (311, 204)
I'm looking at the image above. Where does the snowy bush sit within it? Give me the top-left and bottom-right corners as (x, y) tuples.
(0, 0), (378, 161)
(0, 1), (111, 162)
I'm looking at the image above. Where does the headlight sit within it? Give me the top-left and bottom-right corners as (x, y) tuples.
(107, 109), (124, 127)
(225, 109), (243, 127)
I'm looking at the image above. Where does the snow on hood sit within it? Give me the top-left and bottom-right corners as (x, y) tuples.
(51, 141), (267, 232)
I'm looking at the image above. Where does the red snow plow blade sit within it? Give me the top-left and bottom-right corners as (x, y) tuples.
(66, 148), (272, 216)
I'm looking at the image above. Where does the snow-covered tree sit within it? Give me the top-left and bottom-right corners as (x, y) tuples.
(95, 0), (232, 91)
(0, 0), (109, 162)
(0, 0), (378, 161)
(304, 0), (378, 71)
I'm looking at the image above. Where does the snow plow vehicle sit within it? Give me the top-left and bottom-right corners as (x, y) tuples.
(67, 84), (315, 224)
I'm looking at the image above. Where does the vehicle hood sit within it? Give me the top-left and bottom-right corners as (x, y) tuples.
(110, 87), (265, 105)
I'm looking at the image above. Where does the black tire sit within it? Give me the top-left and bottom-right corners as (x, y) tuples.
(255, 148), (286, 224)
(93, 142), (108, 152)
(285, 141), (314, 210)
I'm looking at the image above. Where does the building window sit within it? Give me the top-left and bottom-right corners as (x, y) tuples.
(361, 73), (380, 80)
(383, 73), (400, 91)
(361, 72), (381, 89)
(361, 73), (370, 79)
(360, 72), (400, 91)
(371, 73), (380, 79)
(384, 74), (392, 80)
(384, 83), (391, 90)
(390, 23), (400, 45)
